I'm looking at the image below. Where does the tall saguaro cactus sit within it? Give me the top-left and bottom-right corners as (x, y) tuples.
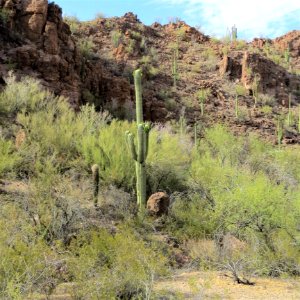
(125, 69), (151, 211)
(171, 42), (179, 88)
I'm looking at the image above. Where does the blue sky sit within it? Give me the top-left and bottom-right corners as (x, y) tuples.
(54, 0), (300, 40)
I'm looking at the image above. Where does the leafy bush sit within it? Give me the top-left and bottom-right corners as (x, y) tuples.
(167, 125), (300, 276)
(68, 228), (167, 299)
(0, 73), (50, 115)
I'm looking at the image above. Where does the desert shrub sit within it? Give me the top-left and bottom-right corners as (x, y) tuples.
(235, 83), (247, 96)
(0, 8), (10, 24)
(0, 204), (60, 298)
(191, 62), (202, 73)
(26, 163), (87, 242)
(131, 30), (142, 41)
(126, 38), (136, 54)
(77, 37), (96, 59)
(63, 15), (80, 34)
(0, 139), (19, 176)
(11, 78), (109, 173)
(235, 40), (247, 50)
(260, 105), (273, 115)
(166, 125), (300, 275)
(16, 99), (83, 172)
(258, 93), (276, 106)
(68, 228), (167, 299)
(97, 185), (136, 219)
(140, 55), (159, 79)
(94, 12), (105, 19)
(0, 73), (50, 115)
(79, 121), (191, 193)
(111, 30), (123, 48)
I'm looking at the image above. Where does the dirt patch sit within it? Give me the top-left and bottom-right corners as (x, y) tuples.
(155, 271), (300, 299)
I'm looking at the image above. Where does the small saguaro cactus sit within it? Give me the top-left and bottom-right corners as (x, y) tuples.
(231, 25), (237, 41)
(125, 69), (151, 211)
(252, 74), (260, 107)
(171, 43), (179, 88)
(91, 164), (100, 207)
(287, 93), (292, 127)
(235, 95), (239, 118)
(276, 119), (283, 147)
(197, 88), (211, 116)
(298, 106), (300, 133)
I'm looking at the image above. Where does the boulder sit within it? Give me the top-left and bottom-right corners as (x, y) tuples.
(147, 192), (170, 216)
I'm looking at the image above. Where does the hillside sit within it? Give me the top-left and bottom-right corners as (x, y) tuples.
(1, 1), (300, 299)
(1, 0), (300, 143)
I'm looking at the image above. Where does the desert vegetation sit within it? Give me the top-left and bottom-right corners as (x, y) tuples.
(1, 70), (300, 299)
(1, 1), (300, 298)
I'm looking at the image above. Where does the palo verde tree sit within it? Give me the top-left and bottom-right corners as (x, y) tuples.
(125, 69), (151, 212)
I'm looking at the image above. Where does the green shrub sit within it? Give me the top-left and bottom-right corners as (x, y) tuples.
(0, 139), (19, 177)
(0, 73), (49, 115)
(79, 121), (191, 193)
(77, 37), (96, 59)
(68, 228), (167, 299)
(63, 15), (80, 34)
(235, 83), (247, 96)
(166, 125), (300, 275)
(126, 38), (136, 54)
(0, 204), (59, 298)
(131, 30), (142, 41)
(111, 30), (123, 48)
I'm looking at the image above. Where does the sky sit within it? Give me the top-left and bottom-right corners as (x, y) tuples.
(54, 0), (300, 40)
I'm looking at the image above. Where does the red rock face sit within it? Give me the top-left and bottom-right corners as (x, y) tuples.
(221, 50), (300, 106)
(0, 0), (132, 109)
(273, 30), (300, 70)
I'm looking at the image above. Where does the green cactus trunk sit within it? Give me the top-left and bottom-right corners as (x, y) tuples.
(125, 69), (150, 211)
(298, 107), (300, 133)
(172, 47), (178, 88)
(91, 164), (100, 207)
(287, 93), (292, 127)
(235, 95), (239, 118)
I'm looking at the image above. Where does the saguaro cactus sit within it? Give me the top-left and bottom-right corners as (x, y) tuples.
(171, 45), (179, 88)
(125, 69), (151, 211)
(91, 164), (100, 207)
(231, 25), (237, 41)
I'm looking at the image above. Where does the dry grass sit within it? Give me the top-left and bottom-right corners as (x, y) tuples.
(155, 271), (300, 299)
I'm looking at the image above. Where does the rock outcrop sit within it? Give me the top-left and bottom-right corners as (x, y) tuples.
(0, 0), (131, 109)
(221, 50), (300, 106)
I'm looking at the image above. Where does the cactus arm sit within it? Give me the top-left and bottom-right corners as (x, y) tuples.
(126, 131), (137, 161)
(133, 69), (143, 124)
(143, 123), (151, 159)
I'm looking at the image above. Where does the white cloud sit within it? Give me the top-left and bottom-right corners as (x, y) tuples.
(151, 0), (300, 39)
